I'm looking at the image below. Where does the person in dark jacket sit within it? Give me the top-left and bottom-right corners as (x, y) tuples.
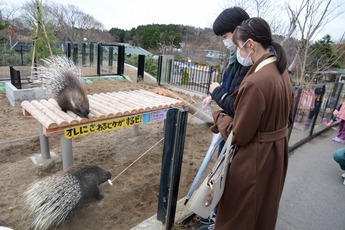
(199, 6), (250, 230)
(202, 7), (251, 118)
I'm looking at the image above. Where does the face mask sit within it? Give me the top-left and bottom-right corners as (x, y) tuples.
(222, 37), (234, 49)
(236, 48), (253, 66)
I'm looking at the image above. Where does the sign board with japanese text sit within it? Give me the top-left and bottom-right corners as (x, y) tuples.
(64, 109), (168, 139)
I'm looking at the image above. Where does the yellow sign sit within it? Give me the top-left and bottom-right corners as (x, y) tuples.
(64, 114), (142, 139)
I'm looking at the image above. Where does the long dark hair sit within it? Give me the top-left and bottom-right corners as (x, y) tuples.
(232, 17), (287, 74)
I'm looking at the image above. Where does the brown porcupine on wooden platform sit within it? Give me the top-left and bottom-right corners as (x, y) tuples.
(37, 56), (90, 118)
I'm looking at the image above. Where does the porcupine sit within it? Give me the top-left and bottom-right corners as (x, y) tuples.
(38, 56), (90, 118)
(23, 164), (112, 230)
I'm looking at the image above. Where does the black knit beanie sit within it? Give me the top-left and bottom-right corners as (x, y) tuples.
(213, 7), (250, 36)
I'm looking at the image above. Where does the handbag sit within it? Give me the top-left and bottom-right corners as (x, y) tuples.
(189, 131), (236, 218)
(209, 110), (232, 140)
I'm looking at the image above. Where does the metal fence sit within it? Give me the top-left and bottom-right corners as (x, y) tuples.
(160, 59), (345, 151)
(0, 49), (32, 67)
(170, 62), (218, 94)
(288, 82), (344, 151)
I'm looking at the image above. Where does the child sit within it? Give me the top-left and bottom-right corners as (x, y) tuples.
(332, 99), (345, 143)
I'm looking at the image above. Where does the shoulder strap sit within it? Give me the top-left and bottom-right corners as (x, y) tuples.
(218, 131), (235, 157)
(255, 56), (277, 73)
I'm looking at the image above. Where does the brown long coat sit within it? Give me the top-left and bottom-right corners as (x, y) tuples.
(215, 53), (293, 230)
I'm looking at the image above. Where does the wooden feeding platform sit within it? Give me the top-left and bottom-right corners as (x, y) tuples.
(21, 89), (185, 169)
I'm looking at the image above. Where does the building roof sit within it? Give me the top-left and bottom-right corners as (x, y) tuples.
(123, 45), (152, 56)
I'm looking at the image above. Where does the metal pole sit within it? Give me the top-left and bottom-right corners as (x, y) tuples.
(117, 45), (125, 75)
(82, 42), (87, 66)
(90, 42), (94, 66)
(38, 123), (50, 160)
(157, 56), (163, 85)
(61, 135), (73, 169)
(132, 125), (139, 136)
(157, 108), (177, 224)
(137, 54), (145, 81)
(97, 43), (102, 76)
(67, 42), (71, 59)
(20, 45), (24, 66)
(157, 108), (188, 228)
(167, 58), (172, 83)
(73, 44), (78, 65)
(165, 108), (188, 230)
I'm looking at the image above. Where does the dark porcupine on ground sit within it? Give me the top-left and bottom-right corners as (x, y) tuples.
(38, 56), (90, 118)
(23, 164), (112, 230)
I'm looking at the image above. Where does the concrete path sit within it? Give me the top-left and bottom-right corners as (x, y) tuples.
(276, 128), (345, 230)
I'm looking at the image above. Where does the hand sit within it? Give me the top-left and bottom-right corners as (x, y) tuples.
(209, 82), (220, 94)
(202, 96), (213, 110)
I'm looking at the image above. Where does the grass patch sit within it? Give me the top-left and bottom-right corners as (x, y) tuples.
(0, 83), (5, 91)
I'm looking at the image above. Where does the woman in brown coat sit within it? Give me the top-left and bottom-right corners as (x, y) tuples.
(214, 17), (293, 230)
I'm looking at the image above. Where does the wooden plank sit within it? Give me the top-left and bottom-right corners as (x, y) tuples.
(134, 90), (182, 107)
(21, 101), (58, 129)
(114, 92), (150, 112)
(31, 100), (69, 127)
(89, 108), (107, 120)
(107, 92), (146, 113)
(40, 99), (79, 125)
(91, 94), (131, 115)
(22, 107), (31, 116)
(129, 90), (170, 109)
(88, 96), (118, 117)
(121, 91), (160, 110)
(103, 92), (142, 112)
(66, 111), (89, 123)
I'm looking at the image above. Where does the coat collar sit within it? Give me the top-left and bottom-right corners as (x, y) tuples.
(231, 52), (276, 100)
(245, 52), (276, 77)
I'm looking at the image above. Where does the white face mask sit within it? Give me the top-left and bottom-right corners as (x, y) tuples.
(222, 37), (234, 49)
(236, 40), (253, 66)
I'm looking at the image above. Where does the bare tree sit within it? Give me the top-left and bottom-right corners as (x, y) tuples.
(223, 0), (344, 84)
(284, 0), (344, 84)
(222, 0), (285, 34)
(17, 1), (107, 43)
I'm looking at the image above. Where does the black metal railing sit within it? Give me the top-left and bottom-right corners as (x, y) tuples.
(168, 61), (219, 94)
(288, 82), (345, 151)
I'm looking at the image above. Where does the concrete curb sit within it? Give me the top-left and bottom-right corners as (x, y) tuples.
(131, 197), (193, 229)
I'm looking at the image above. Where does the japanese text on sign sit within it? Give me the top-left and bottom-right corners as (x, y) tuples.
(64, 110), (168, 139)
(64, 114), (142, 139)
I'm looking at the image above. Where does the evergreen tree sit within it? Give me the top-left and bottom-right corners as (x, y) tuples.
(309, 35), (339, 71)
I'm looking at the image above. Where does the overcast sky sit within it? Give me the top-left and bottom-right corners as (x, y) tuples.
(8, 0), (345, 41)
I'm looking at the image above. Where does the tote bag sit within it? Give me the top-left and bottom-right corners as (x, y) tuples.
(189, 132), (236, 218)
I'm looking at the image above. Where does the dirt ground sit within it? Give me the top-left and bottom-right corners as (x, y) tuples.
(0, 78), (217, 229)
